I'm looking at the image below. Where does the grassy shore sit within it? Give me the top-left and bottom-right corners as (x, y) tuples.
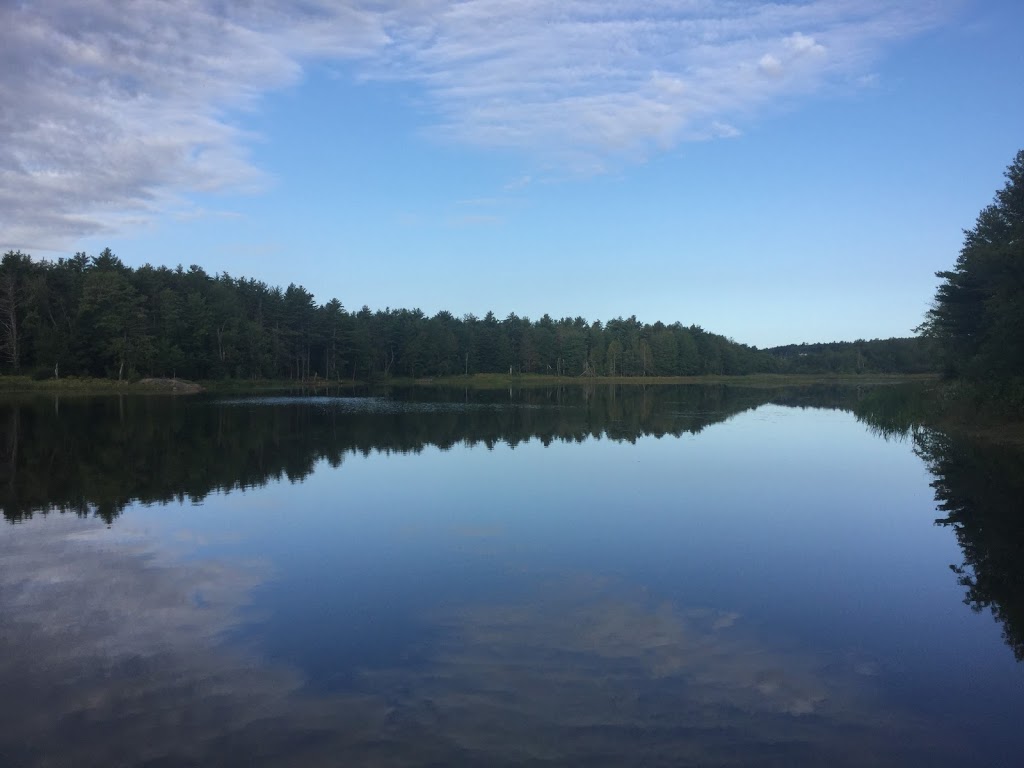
(395, 372), (939, 389)
(0, 371), (938, 395)
(0, 375), (204, 394)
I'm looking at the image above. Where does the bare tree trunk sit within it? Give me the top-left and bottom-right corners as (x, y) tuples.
(119, 332), (126, 380)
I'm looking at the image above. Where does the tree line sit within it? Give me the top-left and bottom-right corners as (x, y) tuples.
(0, 247), (944, 382)
(0, 248), (783, 381)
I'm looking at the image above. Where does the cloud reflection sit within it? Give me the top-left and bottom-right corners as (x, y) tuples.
(0, 520), (960, 766)
(0, 517), (385, 767)
(357, 575), (955, 766)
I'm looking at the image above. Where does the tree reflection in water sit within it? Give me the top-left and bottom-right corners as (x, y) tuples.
(1, 384), (859, 523)
(855, 385), (1024, 661)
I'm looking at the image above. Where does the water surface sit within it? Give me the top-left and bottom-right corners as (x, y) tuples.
(1, 385), (1021, 766)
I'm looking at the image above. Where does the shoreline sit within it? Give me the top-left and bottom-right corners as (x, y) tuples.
(0, 372), (938, 395)
(3, 371), (1020, 445)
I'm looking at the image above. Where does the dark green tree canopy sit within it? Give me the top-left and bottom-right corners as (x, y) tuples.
(919, 149), (1024, 379)
(0, 245), (937, 382)
(0, 249), (788, 381)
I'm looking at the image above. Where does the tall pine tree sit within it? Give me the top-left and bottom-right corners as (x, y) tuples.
(919, 150), (1024, 379)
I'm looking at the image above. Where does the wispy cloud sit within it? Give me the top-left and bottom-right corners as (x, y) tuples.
(374, 1), (953, 159)
(0, 0), (387, 249)
(504, 175), (533, 191)
(1, 1), (958, 249)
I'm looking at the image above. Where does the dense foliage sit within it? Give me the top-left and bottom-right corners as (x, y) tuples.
(0, 249), (779, 380)
(918, 149), (1024, 380)
(766, 337), (937, 374)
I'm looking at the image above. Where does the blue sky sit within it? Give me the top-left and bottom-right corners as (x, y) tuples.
(3, 0), (1022, 348)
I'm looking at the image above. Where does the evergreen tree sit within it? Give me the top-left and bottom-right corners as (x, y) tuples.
(918, 150), (1024, 379)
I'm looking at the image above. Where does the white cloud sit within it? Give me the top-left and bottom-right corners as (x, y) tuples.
(0, 0), (388, 250)
(1, 1), (959, 249)
(759, 53), (785, 77)
(785, 31), (828, 56)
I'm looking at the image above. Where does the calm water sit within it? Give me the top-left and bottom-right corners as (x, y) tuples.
(1, 385), (1022, 767)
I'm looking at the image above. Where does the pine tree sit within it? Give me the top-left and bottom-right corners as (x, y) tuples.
(919, 150), (1024, 379)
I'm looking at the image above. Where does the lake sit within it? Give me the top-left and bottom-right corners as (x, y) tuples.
(1, 384), (1022, 767)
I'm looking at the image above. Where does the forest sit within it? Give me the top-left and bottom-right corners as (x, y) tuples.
(766, 338), (935, 375)
(0, 247), (936, 382)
